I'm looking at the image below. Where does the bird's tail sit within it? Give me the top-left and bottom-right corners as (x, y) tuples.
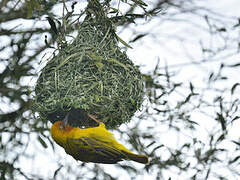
(122, 151), (149, 164)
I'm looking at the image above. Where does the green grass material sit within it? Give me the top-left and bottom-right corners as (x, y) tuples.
(34, 20), (144, 128)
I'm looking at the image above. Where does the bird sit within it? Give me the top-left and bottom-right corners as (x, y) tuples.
(50, 110), (149, 164)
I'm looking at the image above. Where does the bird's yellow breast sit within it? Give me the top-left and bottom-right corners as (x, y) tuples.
(51, 121), (111, 145)
(51, 121), (132, 154)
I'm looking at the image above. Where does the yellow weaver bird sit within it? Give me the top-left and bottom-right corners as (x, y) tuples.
(50, 111), (149, 164)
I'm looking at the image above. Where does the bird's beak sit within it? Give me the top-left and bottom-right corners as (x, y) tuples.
(88, 114), (100, 124)
(63, 112), (70, 126)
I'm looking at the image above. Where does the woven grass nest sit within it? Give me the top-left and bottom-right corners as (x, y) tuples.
(34, 19), (144, 128)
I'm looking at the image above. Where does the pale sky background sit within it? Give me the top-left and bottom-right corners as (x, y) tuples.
(1, 0), (240, 179)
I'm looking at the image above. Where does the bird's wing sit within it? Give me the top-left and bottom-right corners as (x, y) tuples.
(66, 137), (127, 163)
(88, 124), (116, 144)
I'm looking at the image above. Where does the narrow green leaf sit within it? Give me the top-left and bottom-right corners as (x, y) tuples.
(227, 63), (240, 67)
(131, 0), (148, 6)
(232, 140), (240, 146)
(231, 83), (240, 94)
(232, 116), (240, 123)
(129, 34), (147, 43)
(216, 112), (226, 131)
(216, 134), (225, 143)
(150, 145), (163, 155)
(146, 141), (156, 148)
(53, 165), (63, 178)
(38, 136), (48, 148)
(189, 82), (194, 92)
(116, 35), (133, 49)
(229, 156), (240, 164)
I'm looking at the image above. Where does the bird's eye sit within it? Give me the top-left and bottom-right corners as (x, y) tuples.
(59, 124), (64, 129)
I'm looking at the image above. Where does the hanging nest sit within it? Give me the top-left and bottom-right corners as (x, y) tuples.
(34, 18), (144, 128)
